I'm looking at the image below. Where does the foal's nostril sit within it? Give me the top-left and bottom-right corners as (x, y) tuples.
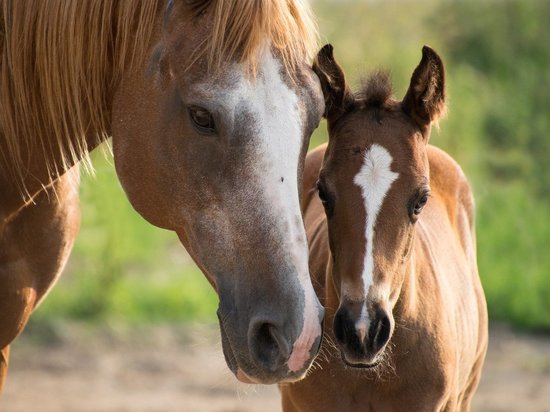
(334, 304), (393, 363)
(250, 322), (290, 372)
(370, 311), (391, 352)
(333, 307), (349, 345)
(333, 306), (362, 349)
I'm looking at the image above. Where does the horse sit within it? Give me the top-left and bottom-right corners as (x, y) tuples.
(0, 0), (326, 390)
(280, 45), (488, 411)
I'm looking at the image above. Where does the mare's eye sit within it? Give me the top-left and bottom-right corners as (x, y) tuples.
(410, 190), (429, 220)
(188, 106), (216, 134)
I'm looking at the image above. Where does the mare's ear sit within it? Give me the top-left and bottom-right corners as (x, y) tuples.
(402, 46), (446, 133)
(147, 44), (173, 91)
(312, 44), (354, 123)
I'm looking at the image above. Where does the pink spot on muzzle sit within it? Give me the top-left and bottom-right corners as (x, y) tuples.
(287, 333), (318, 372)
(287, 289), (323, 372)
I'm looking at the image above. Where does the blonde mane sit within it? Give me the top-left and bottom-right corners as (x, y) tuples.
(202, 0), (318, 76)
(0, 0), (318, 197)
(0, 0), (161, 197)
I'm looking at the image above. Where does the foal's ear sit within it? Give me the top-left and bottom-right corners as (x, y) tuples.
(313, 44), (354, 123)
(402, 46), (446, 132)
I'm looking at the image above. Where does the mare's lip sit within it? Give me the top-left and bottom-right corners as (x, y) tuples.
(236, 368), (257, 384)
(219, 314), (285, 385)
(218, 314), (239, 374)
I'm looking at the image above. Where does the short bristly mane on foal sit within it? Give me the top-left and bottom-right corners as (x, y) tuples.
(0, 0), (317, 198)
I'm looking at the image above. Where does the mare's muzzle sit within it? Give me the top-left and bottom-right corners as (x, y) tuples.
(216, 278), (324, 384)
(249, 319), (291, 372)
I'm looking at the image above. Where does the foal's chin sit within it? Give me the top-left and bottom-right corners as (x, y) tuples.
(337, 332), (393, 371)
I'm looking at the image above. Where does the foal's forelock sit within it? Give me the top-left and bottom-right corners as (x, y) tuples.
(350, 144), (399, 307)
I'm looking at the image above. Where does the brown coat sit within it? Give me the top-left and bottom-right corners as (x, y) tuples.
(280, 45), (488, 412)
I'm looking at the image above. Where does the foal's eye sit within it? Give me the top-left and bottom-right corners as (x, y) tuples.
(316, 180), (328, 203)
(409, 190), (430, 221)
(414, 193), (429, 215)
(188, 106), (216, 135)
(316, 179), (334, 217)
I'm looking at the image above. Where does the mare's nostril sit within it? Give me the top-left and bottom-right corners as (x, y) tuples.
(257, 324), (278, 363)
(250, 322), (290, 372)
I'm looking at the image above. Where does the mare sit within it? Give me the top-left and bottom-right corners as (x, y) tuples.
(0, 0), (326, 389)
(280, 45), (488, 411)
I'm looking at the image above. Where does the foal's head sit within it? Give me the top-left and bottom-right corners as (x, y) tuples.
(313, 45), (446, 367)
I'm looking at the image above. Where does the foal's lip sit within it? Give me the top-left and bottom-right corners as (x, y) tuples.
(340, 350), (381, 369)
(344, 358), (381, 369)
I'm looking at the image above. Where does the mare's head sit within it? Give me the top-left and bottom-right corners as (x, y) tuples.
(112, 1), (325, 383)
(312, 45), (446, 367)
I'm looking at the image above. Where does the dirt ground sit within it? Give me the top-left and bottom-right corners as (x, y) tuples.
(1, 323), (549, 412)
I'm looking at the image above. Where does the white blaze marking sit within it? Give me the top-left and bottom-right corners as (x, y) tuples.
(251, 52), (321, 373)
(353, 144), (399, 310)
(204, 48), (320, 372)
(355, 305), (369, 343)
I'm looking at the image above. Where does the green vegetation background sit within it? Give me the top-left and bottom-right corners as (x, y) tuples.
(30, 0), (550, 332)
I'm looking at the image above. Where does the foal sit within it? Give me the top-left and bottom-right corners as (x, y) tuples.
(280, 46), (488, 411)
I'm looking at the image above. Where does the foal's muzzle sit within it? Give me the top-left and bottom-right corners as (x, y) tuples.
(333, 302), (393, 367)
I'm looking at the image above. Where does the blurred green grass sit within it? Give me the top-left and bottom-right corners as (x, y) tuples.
(30, 152), (217, 326)
(30, 0), (550, 331)
(316, 0), (550, 332)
